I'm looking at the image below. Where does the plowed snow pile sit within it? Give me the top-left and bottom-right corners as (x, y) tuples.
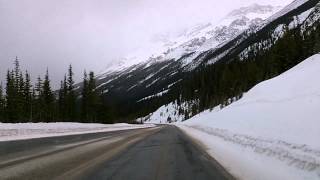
(0, 123), (154, 141)
(178, 54), (320, 180)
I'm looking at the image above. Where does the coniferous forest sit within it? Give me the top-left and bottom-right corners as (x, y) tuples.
(0, 58), (113, 123)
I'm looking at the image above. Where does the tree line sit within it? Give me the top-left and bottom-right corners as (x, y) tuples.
(0, 57), (110, 123)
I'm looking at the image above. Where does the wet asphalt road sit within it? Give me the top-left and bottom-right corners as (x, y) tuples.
(0, 125), (233, 180)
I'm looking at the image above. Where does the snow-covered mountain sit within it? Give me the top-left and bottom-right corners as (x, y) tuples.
(88, 0), (320, 122)
(99, 4), (282, 75)
(140, 0), (320, 123)
(94, 4), (283, 97)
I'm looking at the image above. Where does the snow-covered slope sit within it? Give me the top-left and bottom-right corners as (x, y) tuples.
(238, 0), (319, 61)
(178, 54), (320, 180)
(93, 4), (284, 108)
(99, 4), (282, 76)
(141, 101), (187, 124)
(264, 0), (309, 26)
(96, 0), (319, 122)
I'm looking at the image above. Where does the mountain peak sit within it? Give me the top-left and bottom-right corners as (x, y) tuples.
(227, 4), (282, 18)
(99, 3), (283, 76)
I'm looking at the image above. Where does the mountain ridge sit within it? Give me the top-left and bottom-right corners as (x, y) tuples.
(81, 0), (320, 122)
(98, 4), (283, 76)
(139, 0), (320, 123)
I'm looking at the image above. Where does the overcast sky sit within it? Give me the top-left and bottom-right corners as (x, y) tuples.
(0, 0), (292, 88)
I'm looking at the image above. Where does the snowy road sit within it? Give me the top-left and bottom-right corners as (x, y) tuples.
(0, 125), (233, 180)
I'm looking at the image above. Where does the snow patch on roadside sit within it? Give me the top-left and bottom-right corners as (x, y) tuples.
(188, 125), (319, 172)
(179, 125), (319, 180)
(0, 123), (155, 142)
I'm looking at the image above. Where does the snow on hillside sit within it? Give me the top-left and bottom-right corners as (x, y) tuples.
(140, 98), (206, 124)
(178, 54), (320, 180)
(141, 102), (185, 124)
(265, 0), (308, 26)
(0, 123), (155, 142)
(98, 4), (284, 77)
(239, 1), (318, 61)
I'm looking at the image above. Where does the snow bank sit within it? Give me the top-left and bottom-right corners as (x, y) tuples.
(178, 54), (320, 180)
(0, 122), (155, 142)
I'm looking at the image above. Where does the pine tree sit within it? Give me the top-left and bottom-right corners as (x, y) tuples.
(24, 71), (32, 121)
(34, 76), (43, 121)
(42, 69), (55, 121)
(0, 82), (5, 120)
(58, 75), (69, 121)
(6, 70), (17, 122)
(58, 79), (66, 121)
(17, 72), (25, 121)
(14, 57), (20, 90)
(67, 65), (76, 121)
(11, 57), (25, 121)
(87, 71), (99, 122)
(81, 71), (89, 121)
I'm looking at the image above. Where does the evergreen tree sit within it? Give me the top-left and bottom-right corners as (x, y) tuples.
(0, 83), (5, 120)
(11, 57), (24, 121)
(34, 76), (43, 121)
(87, 71), (100, 122)
(24, 71), (32, 121)
(67, 65), (76, 121)
(81, 71), (89, 121)
(42, 69), (55, 121)
(6, 70), (17, 122)
(58, 79), (66, 121)
(14, 57), (20, 89)
(17, 72), (25, 120)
